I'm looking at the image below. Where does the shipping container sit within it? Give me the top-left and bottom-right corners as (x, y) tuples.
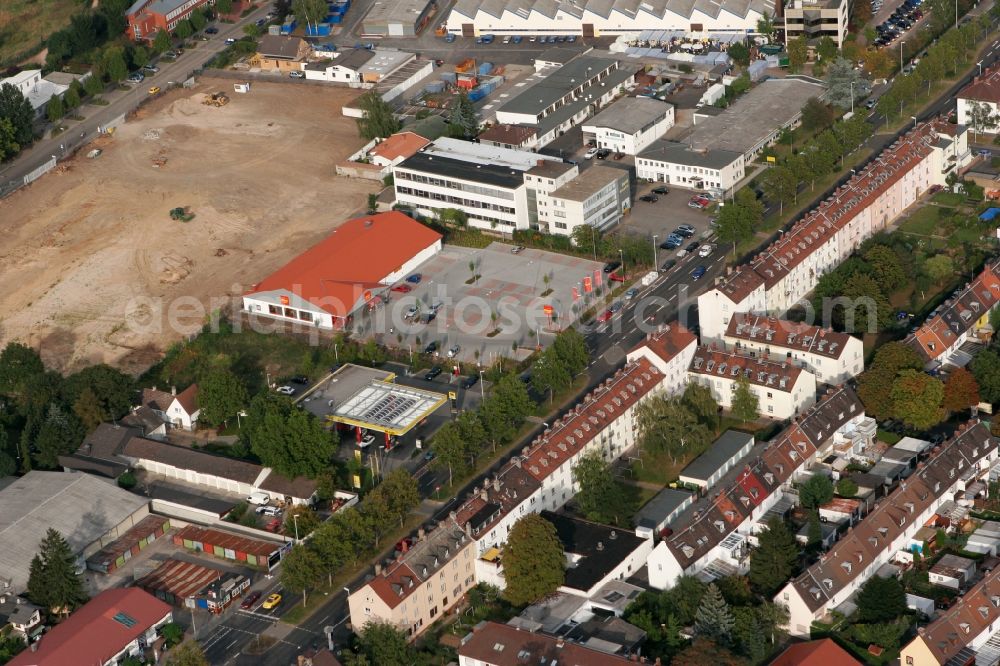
(425, 81), (446, 93)
(440, 72), (457, 83)
(306, 23), (332, 35)
(455, 58), (475, 73)
(468, 88), (486, 102)
(477, 62), (493, 76)
(329, 15), (342, 23)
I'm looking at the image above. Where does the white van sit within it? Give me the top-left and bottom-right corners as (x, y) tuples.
(247, 492), (270, 506)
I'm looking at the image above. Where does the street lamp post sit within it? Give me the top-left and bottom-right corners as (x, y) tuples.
(899, 40), (906, 74)
(479, 369), (485, 399)
(652, 234), (659, 269)
(978, 60), (984, 76)
(619, 248), (625, 279)
(293, 513), (300, 542)
(850, 80), (855, 115)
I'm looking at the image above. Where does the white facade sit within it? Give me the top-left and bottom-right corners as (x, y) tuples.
(784, 0), (850, 47)
(537, 166), (629, 236)
(0, 69), (68, 118)
(582, 100), (675, 155)
(165, 395), (199, 430)
(635, 141), (745, 191)
(625, 325), (698, 396)
(688, 352), (818, 420)
(726, 333), (863, 385)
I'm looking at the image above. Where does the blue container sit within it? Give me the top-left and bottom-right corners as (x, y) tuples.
(477, 62), (493, 76)
(468, 88), (486, 102)
(425, 81), (446, 93)
(329, 14), (342, 23)
(440, 72), (457, 83)
(306, 23), (332, 35)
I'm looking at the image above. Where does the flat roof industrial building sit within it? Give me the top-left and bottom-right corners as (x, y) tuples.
(362, 0), (435, 35)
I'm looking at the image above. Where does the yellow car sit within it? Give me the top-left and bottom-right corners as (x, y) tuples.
(148, 86), (161, 95)
(262, 593), (282, 610)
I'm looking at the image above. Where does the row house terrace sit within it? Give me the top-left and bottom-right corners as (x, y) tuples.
(625, 323), (698, 394)
(723, 313), (864, 385)
(648, 386), (867, 589)
(907, 257), (1000, 368)
(698, 120), (971, 340)
(779, 420), (997, 637)
(901, 564), (1000, 666)
(688, 346), (818, 420)
(348, 356), (664, 638)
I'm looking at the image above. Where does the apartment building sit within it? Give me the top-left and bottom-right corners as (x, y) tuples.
(491, 56), (639, 149)
(349, 356), (667, 637)
(688, 347), (818, 420)
(126, 0), (212, 41)
(783, 0), (851, 47)
(649, 386), (869, 589)
(900, 565), (1000, 666)
(581, 97), (675, 155)
(626, 324), (699, 395)
(636, 139), (745, 192)
(699, 120), (972, 340)
(537, 165), (630, 236)
(779, 420), (997, 637)
(957, 65), (1000, 134)
(722, 313), (864, 384)
(458, 621), (631, 666)
(906, 257), (1000, 367)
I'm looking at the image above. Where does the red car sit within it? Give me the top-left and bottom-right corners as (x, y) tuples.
(241, 591), (262, 609)
(597, 310), (613, 323)
(609, 272), (626, 283)
(391, 284), (412, 293)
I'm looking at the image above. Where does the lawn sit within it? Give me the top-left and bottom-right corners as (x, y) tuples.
(898, 206), (949, 237)
(0, 0), (78, 65)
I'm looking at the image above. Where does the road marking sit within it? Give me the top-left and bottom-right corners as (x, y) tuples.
(226, 639), (240, 650)
(668, 295), (677, 302)
(332, 615), (350, 628)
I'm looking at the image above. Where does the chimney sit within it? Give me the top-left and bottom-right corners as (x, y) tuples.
(493, 477), (501, 492)
(171, 386), (177, 396)
(374, 562), (382, 575)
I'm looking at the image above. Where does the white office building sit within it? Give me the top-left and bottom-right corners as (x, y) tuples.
(582, 97), (675, 155)
(538, 165), (630, 235)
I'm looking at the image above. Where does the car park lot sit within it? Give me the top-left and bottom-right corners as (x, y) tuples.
(369, 243), (604, 362)
(619, 184), (718, 246)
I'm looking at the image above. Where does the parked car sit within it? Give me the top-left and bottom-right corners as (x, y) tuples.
(148, 86), (161, 95)
(247, 492), (270, 505)
(603, 261), (621, 273)
(481, 34), (495, 43)
(424, 366), (443, 381)
(652, 186), (669, 195)
(424, 341), (438, 354)
(205, 26), (219, 34)
(127, 72), (145, 83)
(290, 375), (309, 384)
(584, 147), (599, 159)
(224, 38), (236, 44)
(661, 236), (682, 250)
(512, 35), (523, 44)
(503, 35), (511, 43)
(241, 591), (262, 609)
(361, 431), (376, 445)
(661, 259), (677, 272)
(609, 301), (623, 314)
(424, 449), (436, 461)
(404, 305), (419, 320)
(262, 593), (282, 610)
(445, 33), (456, 42)
(567, 35), (577, 42)
(511, 245), (525, 254)
(698, 244), (715, 257)
(289, 70), (305, 78)
(256, 505), (281, 516)
(675, 225), (695, 237)
(595, 148), (611, 160)
(143, 64), (160, 73)
(686, 241), (700, 252)
(447, 344), (461, 358)
(391, 283), (412, 293)
(639, 194), (658, 203)
(625, 288), (639, 299)
(597, 309), (613, 323)
(406, 273), (422, 283)
(690, 265), (707, 280)
(462, 375), (479, 389)
(275, 386), (295, 395)
(609, 272), (626, 283)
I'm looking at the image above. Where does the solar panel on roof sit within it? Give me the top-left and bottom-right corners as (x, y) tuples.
(113, 611), (138, 628)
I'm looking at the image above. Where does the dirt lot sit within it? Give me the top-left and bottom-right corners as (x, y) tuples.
(0, 79), (377, 373)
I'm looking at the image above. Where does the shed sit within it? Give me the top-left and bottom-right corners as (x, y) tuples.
(172, 525), (288, 571)
(633, 488), (695, 539)
(678, 430), (754, 489)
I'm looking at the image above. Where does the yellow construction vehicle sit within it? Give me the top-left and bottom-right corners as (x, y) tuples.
(202, 92), (230, 107)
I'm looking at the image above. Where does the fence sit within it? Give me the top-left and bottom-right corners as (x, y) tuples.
(22, 156), (57, 185)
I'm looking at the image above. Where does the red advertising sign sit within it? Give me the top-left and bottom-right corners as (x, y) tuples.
(583, 277), (593, 293)
(542, 304), (554, 315)
(572, 287), (580, 302)
(594, 270), (603, 287)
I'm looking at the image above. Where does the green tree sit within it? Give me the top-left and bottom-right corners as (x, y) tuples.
(353, 622), (413, 666)
(836, 477), (858, 498)
(379, 468), (420, 527)
(26, 529), (88, 614)
(0, 118), (20, 161)
(84, 73), (104, 97)
(728, 41), (750, 66)
(816, 36), (839, 61)
(972, 348), (1000, 403)
(33, 404), (81, 469)
(799, 474), (834, 509)
(856, 575), (907, 622)
(190, 9), (208, 32)
(63, 84), (81, 111)
(431, 421), (472, 485)
(153, 29), (172, 54)
(532, 347), (572, 398)
(761, 165), (797, 214)
(490, 374), (534, 427)
(242, 22), (261, 38)
(160, 622), (184, 646)
(714, 196), (754, 246)
(636, 395), (713, 462)
(891, 369), (945, 430)
(165, 641), (210, 666)
(502, 514), (565, 605)
(801, 97), (835, 133)
(174, 19), (194, 39)
(551, 328), (589, 376)
(131, 44), (149, 70)
(0, 83), (35, 146)
(731, 376), (759, 422)
(215, 0), (233, 13)
(448, 92), (478, 138)
(943, 366), (980, 412)
(787, 36), (809, 72)
(674, 638), (749, 666)
(681, 382), (720, 430)
(0, 343), (44, 396)
(242, 395), (333, 478)
(71, 388), (105, 432)
(573, 450), (630, 525)
(102, 46), (128, 83)
(292, 0), (329, 31)
(280, 544), (323, 605)
(863, 244), (906, 292)
(923, 254), (955, 283)
(825, 58), (870, 109)
(200, 370), (249, 426)
(858, 342), (925, 418)
(748, 517), (798, 596)
(62, 364), (134, 420)
(356, 90), (401, 140)
(756, 11), (776, 41)
(693, 582), (735, 645)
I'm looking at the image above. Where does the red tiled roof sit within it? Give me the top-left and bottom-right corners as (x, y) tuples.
(136, 559), (224, 603)
(521, 357), (661, 482)
(458, 622), (630, 665)
(907, 258), (1000, 361)
(8, 588), (171, 666)
(630, 323), (697, 364)
(959, 66), (1000, 104)
(725, 313), (854, 360)
(247, 212), (442, 319)
(174, 384), (199, 414)
(912, 563), (1000, 663)
(370, 132), (430, 162)
(689, 347), (804, 392)
(479, 123), (538, 146)
(771, 638), (861, 666)
(713, 122), (944, 301)
(788, 421), (994, 613)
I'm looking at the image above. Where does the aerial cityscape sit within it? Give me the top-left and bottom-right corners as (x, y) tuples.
(1, 0), (1000, 662)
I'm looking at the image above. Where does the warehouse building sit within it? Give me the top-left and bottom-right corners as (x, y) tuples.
(362, 0), (436, 35)
(445, 0), (775, 39)
(243, 212), (442, 329)
(582, 97), (675, 155)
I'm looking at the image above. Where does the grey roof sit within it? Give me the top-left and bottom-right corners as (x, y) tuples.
(536, 47), (585, 65)
(126, 0), (188, 17)
(497, 56), (624, 117)
(0, 472), (148, 592)
(542, 511), (647, 593)
(584, 96), (672, 135)
(334, 49), (378, 71)
(397, 152), (526, 189)
(550, 165), (626, 202)
(451, 0), (774, 22)
(257, 34), (306, 60)
(526, 160), (576, 179)
(0, 596), (41, 628)
(680, 430), (754, 483)
(634, 487), (694, 530)
(363, 0), (434, 25)
(530, 65), (639, 138)
(685, 78), (826, 155)
(638, 139), (742, 170)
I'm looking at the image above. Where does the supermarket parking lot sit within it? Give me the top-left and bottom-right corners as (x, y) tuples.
(619, 185), (717, 249)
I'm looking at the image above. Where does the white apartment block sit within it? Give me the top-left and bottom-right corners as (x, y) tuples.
(957, 65), (1000, 134)
(445, 0), (773, 39)
(699, 120), (972, 340)
(688, 347), (818, 420)
(626, 324), (698, 395)
(723, 313), (864, 384)
(537, 165), (630, 236)
(648, 386), (869, 589)
(636, 139), (745, 192)
(582, 97), (675, 155)
(779, 421), (997, 638)
(783, 0), (851, 47)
